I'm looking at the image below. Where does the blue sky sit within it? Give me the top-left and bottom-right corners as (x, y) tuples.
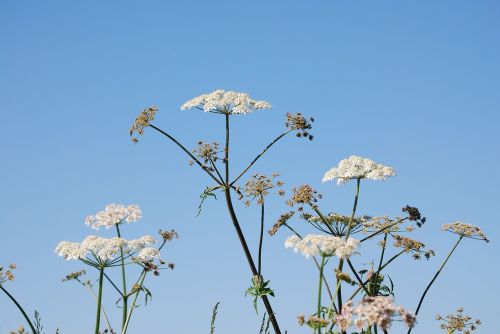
(1, 1), (499, 333)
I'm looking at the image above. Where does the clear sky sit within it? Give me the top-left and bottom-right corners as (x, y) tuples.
(1, 1), (499, 333)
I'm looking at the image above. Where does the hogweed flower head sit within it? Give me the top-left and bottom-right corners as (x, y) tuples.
(241, 173), (284, 206)
(55, 235), (157, 266)
(402, 205), (427, 227)
(129, 106), (158, 142)
(191, 141), (221, 168)
(285, 112), (314, 140)
(322, 155), (395, 184)
(159, 229), (179, 242)
(436, 307), (481, 333)
(392, 235), (435, 260)
(338, 296), (416, 331)
(62, 269), (86, 282)
(0, 263), (17, 285)
(268, 211), (295, 236)
(180, 89), (272, 115)
(286, 184), (322, 211)
(85, 203), (142, 230)
(285, 234), (359, 259)
(442, 222), (489, 242)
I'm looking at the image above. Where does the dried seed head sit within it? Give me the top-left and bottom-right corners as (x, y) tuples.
(129, 106), (158, 142)
(285, 112), (314, 140)
(442, 222), (489, 242)
(268, 211), (295, 236)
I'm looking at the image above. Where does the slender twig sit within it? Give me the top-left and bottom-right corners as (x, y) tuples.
(149, 124), (222, 186)
(407, 236), (463, 334)
(230, 130), (291, 186)
(347, 250), (405, 301)
(0, 285), (37, 334)
(360, 218), (408, 243)
(77, 279), (113, 332)
(346, 259), (370, 295)
(103, 272), (124, 297)
(209, 157), (225, 185)
(372, 233), (388, 296)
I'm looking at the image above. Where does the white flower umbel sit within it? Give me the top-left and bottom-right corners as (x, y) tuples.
(322, 155), (395, 185)
(85, 203), (142, 230)
(135, 247), (161, 262)
(55, 235), (157, 266)
(284, 234), (359, 259)
(180, 89), (272, 115)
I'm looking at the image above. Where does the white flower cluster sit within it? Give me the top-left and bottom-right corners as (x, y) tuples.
(285, 234), (359, 259)
(135, 247), (161, 262)
(337, 297), (416, 331)
(322, 156), (395, 184)
(180, 89), (272, 114)
(85, 203), (142, 230)
(55, 235), (157, 263)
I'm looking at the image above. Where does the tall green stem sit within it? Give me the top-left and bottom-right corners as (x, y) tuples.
(336, 178), (361, 316)
(223, 113), (281, 334)
(407, 236), (463, 334)
(122, 271), (147, 334)
(95, 267), (105, 334)
(0, 285), (37, 334)
(116, 225), (128, 331)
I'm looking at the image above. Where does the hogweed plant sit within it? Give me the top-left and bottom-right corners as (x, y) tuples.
(55, 203), (178, 334)
(268, 155), (489, 334)
(130, 89), (315, 334)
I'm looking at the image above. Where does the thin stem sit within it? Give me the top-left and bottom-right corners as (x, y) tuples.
(311, 206), (337, 236)
(360, 218), (407, 243)
(230, 130), (291, 186)
(316, 256), (326, 334)
(372, 233), (388, 296)
(283, 223), (335, 308)
(346, 259), (370, 295)
(258, 198), (265, 277)
(103, 272), (124, 296)
(407, 236), (463, 334)
(149, 124), (222, 186)
(209, 157), (225, 185)
(116, 225), (128, 331)
(122, 271), (147, 334)
(348, 250), (405, 301)
(223, 113), (281, 334)
(95, 267), (104, 334)
(77, 279), (113, 331)
(0, 285), (37, 334)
